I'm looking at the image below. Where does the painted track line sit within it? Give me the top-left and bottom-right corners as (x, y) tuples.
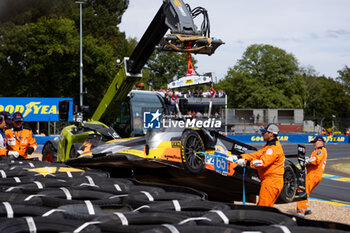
(322, 173), (350, 183)
(309, 197), (350, 208)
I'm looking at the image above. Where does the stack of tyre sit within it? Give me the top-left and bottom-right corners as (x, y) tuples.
(0, 157), (349, 233)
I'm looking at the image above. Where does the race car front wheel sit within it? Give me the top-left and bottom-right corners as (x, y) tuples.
(42, 142), (57, 162)
(278, 164), (297, 203)
(181, 130), (205, 174)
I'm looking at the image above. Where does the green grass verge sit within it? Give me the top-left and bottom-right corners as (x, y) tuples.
(330, 163), (350, 175)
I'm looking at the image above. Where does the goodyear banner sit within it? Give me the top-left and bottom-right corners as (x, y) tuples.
(0, 97), (73, 122)
(227, 134), (350, 144)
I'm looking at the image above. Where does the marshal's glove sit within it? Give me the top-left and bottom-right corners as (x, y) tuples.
(236, 158), (247, 167)
(8, 151), (20, 158)
(227, 155), (238, 163)
(26, 147), (34, 155)
(305, 156), (315, 165)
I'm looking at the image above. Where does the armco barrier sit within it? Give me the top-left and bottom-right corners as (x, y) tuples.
(34, 134), (350, 145)
(226, 134), (350, 144)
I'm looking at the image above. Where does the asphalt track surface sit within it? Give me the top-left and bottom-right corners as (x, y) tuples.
(257, 143), (350, 207)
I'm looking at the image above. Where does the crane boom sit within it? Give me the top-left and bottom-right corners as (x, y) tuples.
(91, 0), (224, 121)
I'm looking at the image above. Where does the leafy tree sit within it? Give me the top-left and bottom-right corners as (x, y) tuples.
(216, 44), (306, 108)
(0, 0), (75, 24)
(0, 0), (129, 58)
(0, 17), (117, 116)
(303, 72), (350, 129)
(81, 0), (129, 58)
(337, 65), (350, 95)
(145, 51), (197, 90)
(0, 0), (129, 118)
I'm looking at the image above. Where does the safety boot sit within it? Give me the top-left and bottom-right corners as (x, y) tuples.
(305, 208), (312, 215)
(297, 209), (305, 218)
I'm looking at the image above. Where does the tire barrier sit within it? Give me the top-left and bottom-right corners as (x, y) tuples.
(0, 217), (101, 233)
(0, 203), (53, 218)
(0, 192), (44, 205)
(94, 212), (195, 233)
(58, 203), (132, 221)
(38, 189), (123, 208)
(138, 200), (231, 217)
(124, 191), (203, 208)
(141, 225), (350, 233)
(201, 209), (296, 226)
(0, 157), (350, 233)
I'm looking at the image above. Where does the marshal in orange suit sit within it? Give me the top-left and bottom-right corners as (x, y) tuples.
(5, 112), (37, 159)
(237, 124), (285, 207)
(296, 136), (327, 217)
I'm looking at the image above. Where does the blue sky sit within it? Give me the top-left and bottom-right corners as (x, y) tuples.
(120, 0), (350, 81)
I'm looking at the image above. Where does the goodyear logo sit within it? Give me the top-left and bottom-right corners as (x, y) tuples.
(251, 136), (289, 142)
(309, 136), (345, 143)
(0, 102), (57, 117)
(0, 97), (72, 121)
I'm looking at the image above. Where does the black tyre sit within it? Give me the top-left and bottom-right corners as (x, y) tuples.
(42, 142), (57, 163)
(0, 217), (101, 233)
(142, 226), (241, 233)
(0, 193), (43, 205)
(69, 145), (77, 159)
(278, 164), (297, 203)
(59, 203), (132, 221)
(124, 192), (202, 208)
(95, 212), (192, 233)
(38, 189), (121, 207)
(0, 204), (52, 218)
(139, 200), (231, 217)
(202, 209), (296, 226)
(181, 130), (205, 173)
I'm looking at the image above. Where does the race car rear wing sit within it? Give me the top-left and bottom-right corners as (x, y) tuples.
(212, 131), (258, 155)
(167, 72), (215, 89)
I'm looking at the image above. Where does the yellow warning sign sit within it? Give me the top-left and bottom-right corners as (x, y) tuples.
(58, 167), (84, 173)
(28, 166), (84, 177)
(28, 167), (57, 177)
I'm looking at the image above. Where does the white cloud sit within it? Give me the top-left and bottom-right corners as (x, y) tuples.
(120, 0), (350, 80)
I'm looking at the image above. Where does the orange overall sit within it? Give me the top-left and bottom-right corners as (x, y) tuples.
(0, 130), (7, 156)
(241, 138), (285, 207)
(5, 127), (37, 159)
(297, 147), (327, 213)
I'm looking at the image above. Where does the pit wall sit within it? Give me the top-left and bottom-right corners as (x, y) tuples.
(226, 134), (350, 144)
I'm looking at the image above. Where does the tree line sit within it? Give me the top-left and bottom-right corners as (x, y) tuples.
(0, 1), (349, 129)
(215, 44), (350, 130)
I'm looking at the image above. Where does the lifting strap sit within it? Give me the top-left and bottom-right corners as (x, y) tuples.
(172, 92), (182, 118)
(208, 85), (215, 118)
(186, 43), (196, 75)
(242, 167), (246, 205)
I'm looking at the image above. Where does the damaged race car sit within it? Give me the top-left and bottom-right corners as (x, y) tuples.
(66, 123), (307, 203)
